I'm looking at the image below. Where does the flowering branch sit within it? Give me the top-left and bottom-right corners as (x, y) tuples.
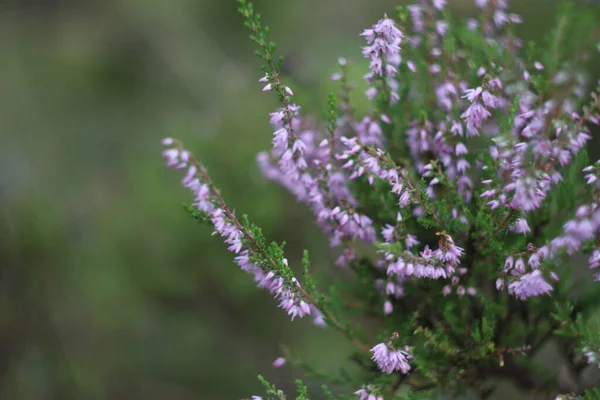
(162, 138), (370, 353)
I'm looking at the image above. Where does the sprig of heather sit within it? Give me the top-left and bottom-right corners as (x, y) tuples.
(361, 17), (403, 108)
(240, 0), (378, 254)
(161, 138), (311, 317)
(238, 0), (306, 183)
(161, 138), (371, 351)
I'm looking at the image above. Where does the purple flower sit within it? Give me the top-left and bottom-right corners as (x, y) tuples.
(433, 0), (446, 10)
(433, 235), (464, 265)
(354, 387), (383, 400)
(467, 18), (479, 31)
(510, 218), (531, 234)
(508, 270), (553, 300)
(370, 343), (411, 374)
(382, 224), (396, 243)
(383, 300), (393, 314)
(278, 289), (312, 320)
(272, 357), (286, 368)
(436, 20), (448, 36)
(459, 77), (505, 136)
(496, 278), (505, 290)
(405, 234), (419, 249)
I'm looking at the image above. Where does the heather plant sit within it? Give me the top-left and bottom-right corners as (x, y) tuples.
(161, 0), (600, 398)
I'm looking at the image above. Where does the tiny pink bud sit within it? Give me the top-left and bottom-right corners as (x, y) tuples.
(496, 279), (504, 290)
(384, 300), (393, 315)
(509, 14), (522, 23)
(180, 150), (190, 162)
(272, 357), (286, 368)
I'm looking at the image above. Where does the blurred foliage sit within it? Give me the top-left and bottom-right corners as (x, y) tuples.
(0, 0), (598, 399)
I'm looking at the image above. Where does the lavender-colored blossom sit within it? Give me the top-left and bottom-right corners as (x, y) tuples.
(510, 218), (531, 234)
(508, 270), (553, 300)
(362, 18), (403, 105)
(467, 18), (479, 31)
(433, 235), (464, 265)
(436, 20), (448, 36)
(272, 357), (286, 368)
(460, 84), (498, 136)
(370, 342), (411, 374)
(433, 0), (446, 10)
(354, 387), (383, 400)
(383, 300), (393, 314)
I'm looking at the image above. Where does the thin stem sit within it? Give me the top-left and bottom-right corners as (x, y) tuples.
(493, 209), (516, 235)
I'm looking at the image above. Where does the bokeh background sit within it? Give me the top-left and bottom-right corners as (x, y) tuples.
(0, 0), (598, 399)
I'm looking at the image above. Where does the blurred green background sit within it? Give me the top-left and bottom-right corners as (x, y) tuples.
(0, 0), (597, 399)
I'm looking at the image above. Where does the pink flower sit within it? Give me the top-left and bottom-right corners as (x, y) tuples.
(370, 342), (411, 374)
(272, 357), (286, 368)
(508, 270), (553, 300)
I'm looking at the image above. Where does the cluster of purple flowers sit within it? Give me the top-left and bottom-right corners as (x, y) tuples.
(165, 0), (600, 394)
(361, 17), (402, 106)
(370, 340), (412, 374)
(583, 346), (600, 369)
(258, 90), (377, 252)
